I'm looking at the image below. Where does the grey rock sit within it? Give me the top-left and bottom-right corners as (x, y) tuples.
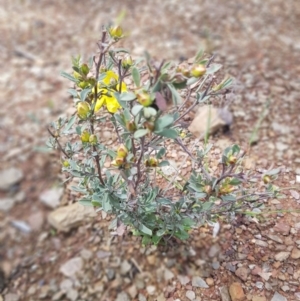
(138, 294), (147, 301)
(27, 211), (44, 231)
(4, 294), (19, 301)
(208, 244), (221, 257)
(0, 198), (15, 212)
(275, 142), (288, 152)
(80, 249), (93, 260)
(164, 268), (175, 281)
(120, 260), (131, 275)
(97, 250), (111, 259)
(177, 275), (190, 285)
(271, 292), (287, 301)
(294, 292), (300, 300)
(11, 220), (31, 233)
(146, 285), (156, 295)
(106, 268), (115, 280)
(52, 291), (65, 301)
(59, 257), (83, 278)
(291, 247), (300, 259)
(14, 191), (26, 203)
(219, 286), (231, 301)
(255, 240), (269, 247)
(66, 289), (78, 301)
(235, 267), (249, 282)
(281, 285), (289, 292)
(186, 290), (196, 301)
(274, 252), (290, 262)
(0, 168), (24, 191)
(40, 187), (63, 209)
(265, 234), (283, 244)
(48, 202), (96, 232)
(60, 279), (73, 291)
(192, 276), (209, 288)
(212, 261), (220, 270)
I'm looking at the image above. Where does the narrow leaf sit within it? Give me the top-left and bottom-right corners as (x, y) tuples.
(61, 71), (78, 83)
(134, 129), (149, 139)
(132, 67), (140, 87)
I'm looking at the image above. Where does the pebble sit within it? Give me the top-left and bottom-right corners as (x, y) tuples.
(164, 268), (175, 281)
(66, 289), (78, 301)
(212, 261), (220, 270)
(59, 257), (83, 277)
(120, 260), (131, 275)
(186, 290), (196, 301)
(177, 275), (190, 285)
(97, 250), (111, 259)
(274, 252), (290, 262)
(229, 282), (245, 301)
(40, 187), (63, 209)
(192, 276), (209, 288)
(265, 234), (283, 244)
(271, 292), (287, 301)
(60, 279), (73, 291)
(146, 285), (156, 295)
(0, 198), (15, 212)
(11, 220), (32, 233)
(27, 211), (44, 231)
(255, 240), (269, 247)
(235, 267), (249, 282)
(291, 247), (300, 259)
(80, 248), (93, 260)
(274, 222), (290, 235)
(252, 296), (266, 301)
(0, 167), (24, 191)
(295, 292), (300, 300)
(219, 286), (231, 301)
(116, 292), (130, 301)
(3, 294), (19, 301)
(127, 284), (138, 298)
(208, 244), (221, 257)
(206, 277), (214, 286)
(138, 293), (147, 301)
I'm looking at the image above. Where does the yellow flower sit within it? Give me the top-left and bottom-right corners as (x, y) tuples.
(94, 71), (127, 114)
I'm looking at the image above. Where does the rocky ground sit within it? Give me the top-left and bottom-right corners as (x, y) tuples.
(0, 0), (300, 301)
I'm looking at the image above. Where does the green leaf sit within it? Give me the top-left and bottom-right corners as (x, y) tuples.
(143, 107), (157, 118)
(173, 81), (187, 89)
(67, 89), (79, 98)
(132, 104), (143, 116)
(156, 229), (166, 237)
(119, 92), (136, 101)
(194, 48), (204, 63)
(229, 178), (242, 186)
(61, 71), (78, 83)
(174, 229), (189, 240)
(158, 160), (170, 167)
(186, 77), (199, 86)
(134, 129), (149, 139)
(221, 195), (236, 202)
(167, 83), (182, 105)
(80, 88), (92, 102)
(139, 224), (152, 236)
(155, 114), (174, 131)
(102, 194), (112, 212)
(206, 63), (222, 75)
(155, 128), (178, 139)
(132, 67), (140, 87)
(63, 115), (76, 132)
(79, 199), (93, 206)
(156, 147), (166, 159)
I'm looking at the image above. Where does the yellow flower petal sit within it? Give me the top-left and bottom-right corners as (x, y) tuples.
(95, 96), (105, 112)
(106, 96), (121, 113)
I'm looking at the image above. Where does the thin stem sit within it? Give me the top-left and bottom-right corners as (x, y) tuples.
(47, 128), (70, 159)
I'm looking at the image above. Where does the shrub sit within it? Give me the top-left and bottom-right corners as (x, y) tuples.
(47, 25), (280, 245)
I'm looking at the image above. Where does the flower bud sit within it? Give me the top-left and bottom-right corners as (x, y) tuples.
(111, 157), (125, 167)
(81, 130), (90, 143)
(126, 120), (137, 132)
(136, 91), (153, 107)
(78, 81), (89, 89)
(143, 121), (155, 132)
(73, 71), (81, 80)
(89, 134), (98, 145)
(109, 25), (123, 39)
(190, 64), (206, 78)
(145, 157), (158, 167)
(263, 175), (271, 184)
(122, 55), (133, 69)
(203, 185), (212, 195)
(62, 160), (70, 168)
(81, 64), (89, 76)
(228, 155), (237, 165)
(117, 144), (128, 158)
(77, 101), (91, 119)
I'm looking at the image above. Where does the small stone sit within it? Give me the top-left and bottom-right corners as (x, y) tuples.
(48, 202), (96, 232)
(186, 290), (196, 301)
(274, 222), (290, 235)
(14, 191), (26, 203)
(252, 296), (266, 301)
(281, 285), (289, 292)
(11, 220), (31, 233)
(0, 198), (15, 212)
(27, 211), (44, 231)
(235, 267), (249, 282)
(294, 292), (300, 300)
(116, 292), (130, 301)
(120, 260), (131, 275)
(206, 277), (214, 286)
(0, 168), (24, 191)
(127, 285), (138, 298)
(192, 276), (209, 288)
(212, 261), (220, 270)
(157, 293), (166, 301)
(265, 234), (283, 244)
(66, 289), (78, 301)
(138, 293), (147, 301)
(106, 268), (115, 280)
(39, 285), (50, 299)
(177, 275), (190, 285)
(40, 187), (63, 209)
(219, 286), (231, 301)
(147, 255), (156, 265)
(229, 282), (245, 301)
(274, 252), (290, 262)
(255, 240), (268, 247)
(60, 279), (73, 291)
(3, 294), (19, 301)
(164, 269), (175, 281)
(271, 292), (287, 301)
(80, 248), (93, 260)
(52, 291), (65, 301)
(97, 250), (111, 259)
(208, 244), (221, 257)
(59, 257), (83, 277)
(291, 247), (300, 259)
(146, 285), (156, 295)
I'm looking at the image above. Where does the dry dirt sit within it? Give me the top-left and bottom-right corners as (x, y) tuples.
(0, 1), (300, 301)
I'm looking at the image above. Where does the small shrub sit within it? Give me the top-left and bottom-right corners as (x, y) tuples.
(47, 25), (280, 245)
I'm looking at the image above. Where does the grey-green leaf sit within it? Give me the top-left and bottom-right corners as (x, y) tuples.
(134, 129), (149, 139)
